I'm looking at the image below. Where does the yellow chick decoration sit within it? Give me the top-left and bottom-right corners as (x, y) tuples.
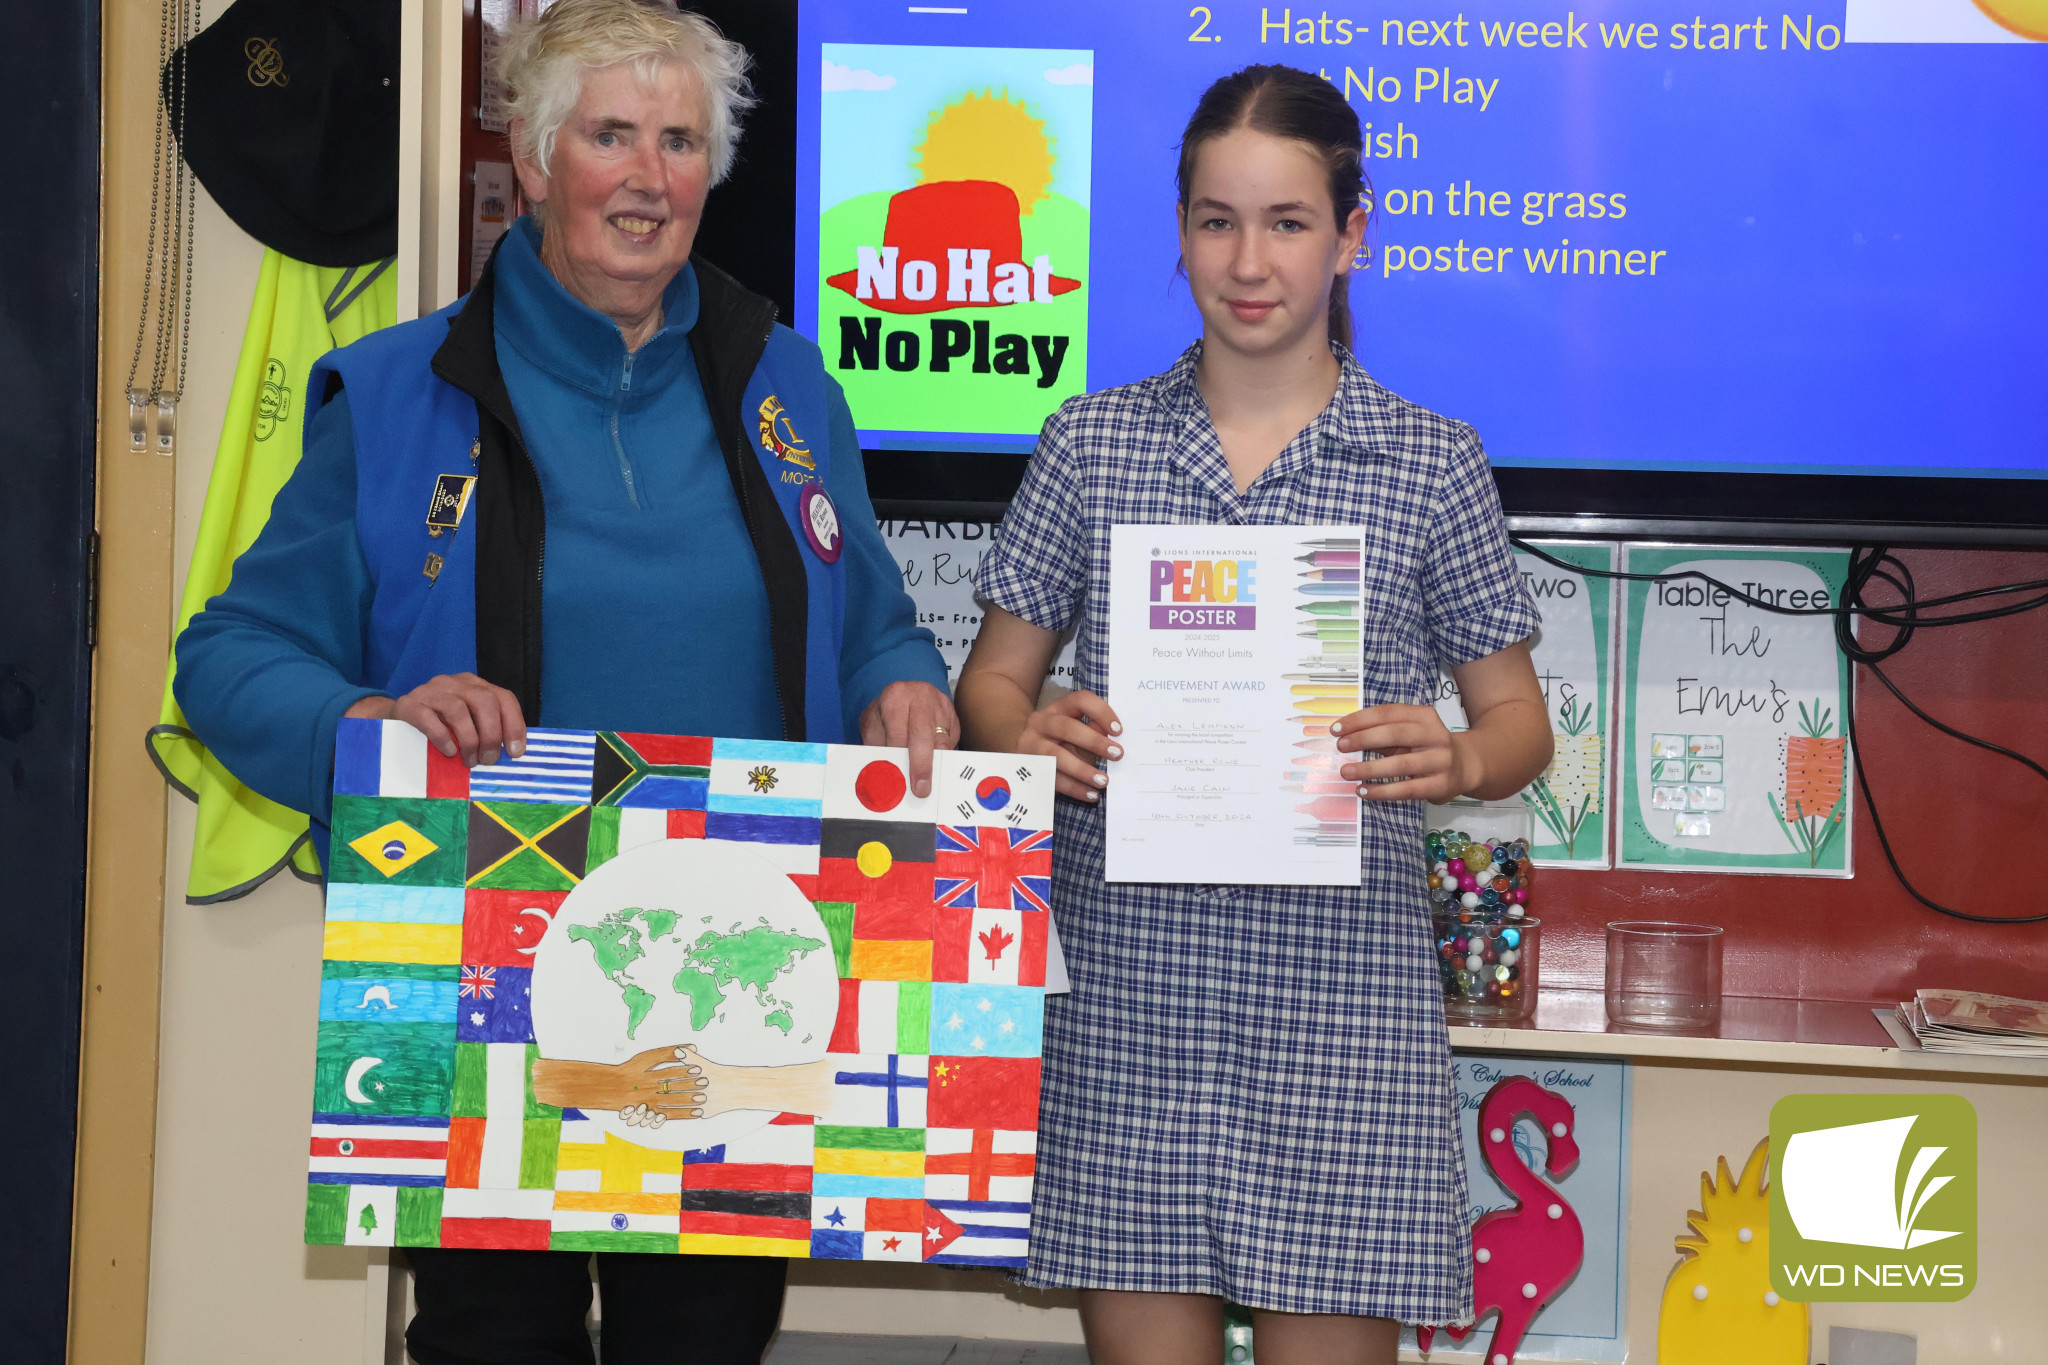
(1657, 1138), (1809, 1365)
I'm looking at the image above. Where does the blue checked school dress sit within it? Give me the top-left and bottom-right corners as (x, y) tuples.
(974, 342), (1540, 1321)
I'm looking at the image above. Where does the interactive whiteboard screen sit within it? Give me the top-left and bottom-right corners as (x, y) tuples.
(794, 1), (2047, 483)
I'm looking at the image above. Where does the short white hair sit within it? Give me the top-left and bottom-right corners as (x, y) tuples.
(498, 0), (755, 184)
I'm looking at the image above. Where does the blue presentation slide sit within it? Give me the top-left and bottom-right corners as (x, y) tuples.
(796, 1), (2047, 480)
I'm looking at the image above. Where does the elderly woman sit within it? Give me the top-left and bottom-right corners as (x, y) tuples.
(175, 1), (950, 1360)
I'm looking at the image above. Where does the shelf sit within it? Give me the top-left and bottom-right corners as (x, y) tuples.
(1447, 989), (2048, 1080)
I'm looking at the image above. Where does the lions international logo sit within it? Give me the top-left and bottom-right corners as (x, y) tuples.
(757, 394), (813, 471)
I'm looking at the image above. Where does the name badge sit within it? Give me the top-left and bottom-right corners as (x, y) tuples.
(426, 474), (476, 538)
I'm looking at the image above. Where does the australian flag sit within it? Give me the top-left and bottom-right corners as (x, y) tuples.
(933, 826), (1051, 913)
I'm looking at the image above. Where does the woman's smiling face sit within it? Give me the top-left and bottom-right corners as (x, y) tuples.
(516, 59), (712, 317)
(1179, 126), (1368, 358)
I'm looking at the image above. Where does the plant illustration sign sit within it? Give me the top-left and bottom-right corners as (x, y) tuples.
(306, 719), (1054, 1264)
(1617, 545), (1852, 876)
(1435, 541), (1616, 869)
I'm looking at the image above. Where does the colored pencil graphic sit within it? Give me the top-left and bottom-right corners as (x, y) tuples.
(1297, 568), (1361, 581)
(1295, 551), (1360, 567)
(1297, 582), (1359, 598)
(1294, 796), (1362, 821)
(1297, 602), (1357, 617)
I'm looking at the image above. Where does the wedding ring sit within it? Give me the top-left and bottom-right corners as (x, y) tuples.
(935, 725), (949, 735)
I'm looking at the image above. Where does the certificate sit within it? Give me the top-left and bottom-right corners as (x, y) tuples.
(1104, 525), (1364, 885)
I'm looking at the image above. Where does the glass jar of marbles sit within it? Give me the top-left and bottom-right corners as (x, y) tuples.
(1425, 805), (1540, 1021)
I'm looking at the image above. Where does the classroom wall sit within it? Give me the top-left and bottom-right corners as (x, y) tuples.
(138, 130), (2046, 1365)
(1535, 546), (2048, 1006)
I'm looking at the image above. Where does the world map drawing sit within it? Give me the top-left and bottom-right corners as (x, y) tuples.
(567, 907), (827, 1039)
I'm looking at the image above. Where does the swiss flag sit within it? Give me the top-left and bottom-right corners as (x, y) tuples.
(927, 1056), (1041, 1130)
(461, 888), (568, 967)
(932, 905), (1046, 986)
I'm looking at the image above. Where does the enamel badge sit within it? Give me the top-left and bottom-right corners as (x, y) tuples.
(798, 483), (842, 564)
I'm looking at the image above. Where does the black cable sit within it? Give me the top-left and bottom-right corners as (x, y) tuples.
(1508, 536), (2048, 925)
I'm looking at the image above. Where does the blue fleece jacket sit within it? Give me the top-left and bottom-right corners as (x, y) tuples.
(176, 220), (945, 826)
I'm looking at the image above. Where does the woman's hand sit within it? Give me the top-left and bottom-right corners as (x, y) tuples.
(1331, 703), (1474, 803)
(345, 672), (526, 768)
(1017, 690), (1122, 803)
(858, 679), (960, 799)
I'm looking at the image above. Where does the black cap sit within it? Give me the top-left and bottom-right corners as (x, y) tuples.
(163, 0), (400, 267)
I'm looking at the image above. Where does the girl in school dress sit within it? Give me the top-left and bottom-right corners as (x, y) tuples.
(955, 66), (1555, 1365)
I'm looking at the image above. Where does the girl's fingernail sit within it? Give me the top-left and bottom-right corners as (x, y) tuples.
(1107, 745), (1123, 760)
(1109, 722), (1122, 735)
(510, 741), (526, 758)
(1085, 789), (1099, 801)
(1329, 722), (1343, 736)
(1094, 772), (1108, 786)
(1357, 784), (1371, 796)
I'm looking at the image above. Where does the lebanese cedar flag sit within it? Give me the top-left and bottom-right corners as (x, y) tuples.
(933, 905), (1046, 986)
(926, 1056), (1041, 1130)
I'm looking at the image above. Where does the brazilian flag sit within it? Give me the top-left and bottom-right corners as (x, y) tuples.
(328, 795), (469, 888)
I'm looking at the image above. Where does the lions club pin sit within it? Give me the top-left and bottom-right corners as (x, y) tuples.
(798, 483), (842, 564)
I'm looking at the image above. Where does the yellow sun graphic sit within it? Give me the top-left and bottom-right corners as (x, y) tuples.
(1973, 0), (2048, 39)
(914, 90), (1057, 215)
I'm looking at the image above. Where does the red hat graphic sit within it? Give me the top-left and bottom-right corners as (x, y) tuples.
(826, 179), (1082, 316)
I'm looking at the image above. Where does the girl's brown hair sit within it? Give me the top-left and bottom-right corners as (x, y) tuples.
(1175, 65), (1370, 351)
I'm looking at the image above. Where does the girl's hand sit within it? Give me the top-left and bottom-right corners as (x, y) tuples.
(1330, 703), (1476, 803)
(1017, 689), (1123, 802)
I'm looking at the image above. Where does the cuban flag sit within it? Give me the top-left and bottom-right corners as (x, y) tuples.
(933, 826), (1051, 912)
(923, 1198), (1030, 1268)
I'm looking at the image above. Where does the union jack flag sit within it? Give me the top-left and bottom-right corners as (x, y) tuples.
(934, 826), (1051, 912)
(459, 964), (498, 999)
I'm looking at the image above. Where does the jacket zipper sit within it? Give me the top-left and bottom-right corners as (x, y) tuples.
(611, 350), (641, 509)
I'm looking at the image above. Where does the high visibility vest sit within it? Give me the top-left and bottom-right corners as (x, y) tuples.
(149, 251), (397, 902)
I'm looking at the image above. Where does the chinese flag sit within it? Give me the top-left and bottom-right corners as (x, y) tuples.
(926, 1056), (1041, 1130)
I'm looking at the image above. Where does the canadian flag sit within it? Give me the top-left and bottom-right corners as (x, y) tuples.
(933, 905), (1046, 986)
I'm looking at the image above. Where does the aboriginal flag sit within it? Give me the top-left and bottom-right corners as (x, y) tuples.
(819, 818), (936, 905)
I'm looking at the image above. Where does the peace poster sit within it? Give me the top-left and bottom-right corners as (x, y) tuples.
(1618, 545), (1853, 876)
(306, 718), (1054, 1264)
(1435, 541), (1617, 869)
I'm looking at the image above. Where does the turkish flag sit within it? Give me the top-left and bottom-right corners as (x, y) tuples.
(926, 1056), (1041, 1130)
(461, 888), (569, 967)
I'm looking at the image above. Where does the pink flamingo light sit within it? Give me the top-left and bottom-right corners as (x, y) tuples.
(1418, 1076), (1584, 1365)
